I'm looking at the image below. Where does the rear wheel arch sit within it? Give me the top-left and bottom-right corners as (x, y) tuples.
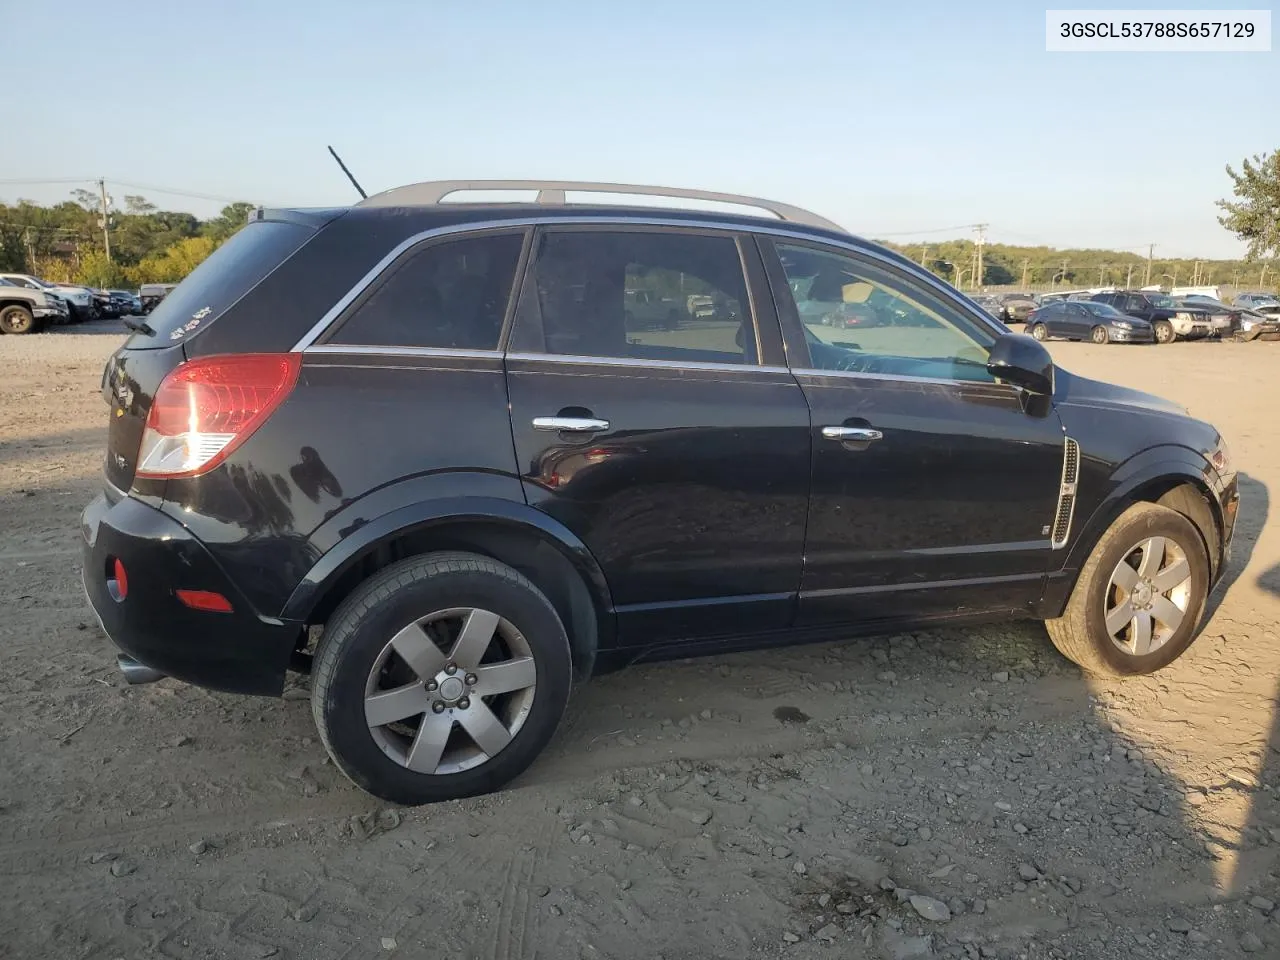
(298, 515), (612, 680)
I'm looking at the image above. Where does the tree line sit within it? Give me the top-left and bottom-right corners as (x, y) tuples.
(880, 238), (1275, 292)
(0, 192), (254, 289)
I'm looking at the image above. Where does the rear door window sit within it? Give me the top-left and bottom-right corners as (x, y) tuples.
(137, 220), (314, 348)
(511, 229), (755, 365)
(327, 232), (526, 350)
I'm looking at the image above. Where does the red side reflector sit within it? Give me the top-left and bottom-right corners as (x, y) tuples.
(111, 558), (128, 600)
(175, 589), (234, 613)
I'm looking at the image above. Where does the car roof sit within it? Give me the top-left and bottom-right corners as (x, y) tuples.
(274, 202), (924, 275)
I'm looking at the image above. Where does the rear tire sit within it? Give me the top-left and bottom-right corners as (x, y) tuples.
(1045, 503), (1209, 678)
(1091, 325), (1109, 344)
(1030, 323), (1048, 341)
(1153, 320), (1174, 344)
(0, 305), (36, 335)
(311, 552), (572, 805)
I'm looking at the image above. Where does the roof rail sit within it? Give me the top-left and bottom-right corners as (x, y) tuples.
(355, 179), (846, 233)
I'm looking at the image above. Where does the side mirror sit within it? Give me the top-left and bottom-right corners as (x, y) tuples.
(987, 333), (1054, 396)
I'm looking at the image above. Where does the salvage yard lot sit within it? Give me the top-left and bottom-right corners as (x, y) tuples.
(1, 332), (1277, 959)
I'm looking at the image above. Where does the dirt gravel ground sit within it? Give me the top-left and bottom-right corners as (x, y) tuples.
(1, 326), (1277, 960)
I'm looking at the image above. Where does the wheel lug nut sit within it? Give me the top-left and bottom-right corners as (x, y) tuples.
(432, 701), (446, 714)
(425, 679), (438, 692)
(445, 663), (457, 675)
(457, 698), (470, 710)
(465, 673), (478, 686)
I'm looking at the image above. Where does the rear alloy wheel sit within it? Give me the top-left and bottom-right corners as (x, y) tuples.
(1045, 502), (1209, 677)
(1091, 325), (1109, 344)
(1030, 323), (1048, 341)
(311, 552), (572, 804)
(0, 305), (36, 335)
(1153, 320), (1174, 344)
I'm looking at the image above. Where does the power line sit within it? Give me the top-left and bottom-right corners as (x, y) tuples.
(109, 179), (247, 204)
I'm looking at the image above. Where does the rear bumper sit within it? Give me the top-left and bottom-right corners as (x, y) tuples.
(81, 492), (302, 696)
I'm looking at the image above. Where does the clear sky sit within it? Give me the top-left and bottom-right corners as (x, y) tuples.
(6, 0), (1276, 258)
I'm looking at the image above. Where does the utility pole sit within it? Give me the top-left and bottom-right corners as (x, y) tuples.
(1020, 258), (1030, 287)
(973, 224), (988, 291)
(1059, 258), (1068, 287)
(1262, 264), (1270, 288)
(919, 245), (930, 267)
(1143, 244), (1155, 286)
(1098, 264), (1107, 286)
(1126, 263), (1135, 287)
(97, 178), (112, 262)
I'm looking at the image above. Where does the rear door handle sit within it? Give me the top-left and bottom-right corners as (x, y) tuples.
(821, 426), (883, 442)
(533, 416), (610, 433)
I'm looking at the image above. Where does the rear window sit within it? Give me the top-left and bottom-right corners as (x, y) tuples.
(135, 220), (313, 348)
(326, 232), (525, 350)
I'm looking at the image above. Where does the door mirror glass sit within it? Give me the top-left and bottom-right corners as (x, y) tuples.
(987, 333), (1054, 395)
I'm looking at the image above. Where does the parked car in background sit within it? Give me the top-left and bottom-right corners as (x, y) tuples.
(138, 283), (178, 314)
(81, 179), (1239, 805)
(972, 294), (1004, 320)
(0, 273), (95, 321)
(1170, 286), (1224, 302)
(91, 288), (118, 318)
(0, 277), (69, 333)
(624, 288), (683, 330)
(110, 290), (143, 316)
(1038, 289), (1100, 305)
(997, 292), (1037, 323)
(1233, 292), (1280, 317)
(1027, 299), (1154, 344)
(1091, 290), (1212, 343)
(1175, 296), (1240, 337)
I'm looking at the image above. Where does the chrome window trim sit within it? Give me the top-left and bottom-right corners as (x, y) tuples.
(791, 366), (1014, 389)
(293, 214), (1004, 352)
(506, 352), (790, 375)
(303, 344), (504, 360)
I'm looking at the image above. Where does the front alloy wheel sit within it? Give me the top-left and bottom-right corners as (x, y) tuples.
(1045, 502), (1209, 677)
(1103, 536), (1192, 656)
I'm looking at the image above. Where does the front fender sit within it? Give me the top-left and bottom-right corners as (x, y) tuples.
(1040, 444), (1225, 615)
(282, 492), (615, 625)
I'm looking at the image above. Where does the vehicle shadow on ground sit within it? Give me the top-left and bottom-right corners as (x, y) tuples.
(1205, 470), (1267, 622)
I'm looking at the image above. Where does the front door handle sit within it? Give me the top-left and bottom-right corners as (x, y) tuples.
(821, 426), (883, 442)
(533, 416), (610, 433)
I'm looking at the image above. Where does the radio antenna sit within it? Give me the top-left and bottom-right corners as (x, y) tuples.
(327, 145), (367, 199)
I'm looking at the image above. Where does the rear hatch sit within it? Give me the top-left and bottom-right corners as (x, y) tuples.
(100, 218), (316, 492)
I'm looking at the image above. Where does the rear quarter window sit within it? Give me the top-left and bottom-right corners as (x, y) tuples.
(136, 221), (314, 348)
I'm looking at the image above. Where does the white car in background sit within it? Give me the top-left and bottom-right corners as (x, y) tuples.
(0, 273), (95, 321)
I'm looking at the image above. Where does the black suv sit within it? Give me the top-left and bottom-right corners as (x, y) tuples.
(82, 181), (1239, 804)
(1091, 290), (1213, 343)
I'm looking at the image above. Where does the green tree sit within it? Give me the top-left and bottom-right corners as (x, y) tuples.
(1217, 149), (1280, 261)
(201, 203), (256, 243)
(128, 236), (219, 284)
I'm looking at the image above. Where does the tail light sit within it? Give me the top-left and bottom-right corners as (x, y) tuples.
(136, 353), (301, 479)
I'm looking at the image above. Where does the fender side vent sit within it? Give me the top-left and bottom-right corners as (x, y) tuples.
(1051, 437), (1080, 549)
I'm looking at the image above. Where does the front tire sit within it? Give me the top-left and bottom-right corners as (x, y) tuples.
(0, 305), (36, 335)
(1045, 503), (1209, 677)
(311, 552), (573, 805)
(1153, 320), (1174, 344)
(1091, 325), (1109, 344)
(1030, 323), (1048, 341)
